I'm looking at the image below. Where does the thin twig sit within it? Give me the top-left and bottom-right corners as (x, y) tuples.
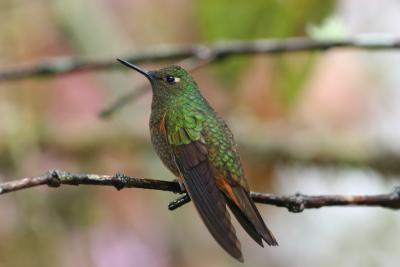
(99, 85), (149, 118)
(250, 190), (400, 212)
(2, 36), (400, 82)
(1, 170), (399, 212)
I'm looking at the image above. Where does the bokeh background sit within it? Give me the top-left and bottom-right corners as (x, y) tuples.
(1, 0), (400, 266)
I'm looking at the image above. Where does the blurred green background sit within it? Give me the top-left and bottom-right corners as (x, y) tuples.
(1, 0), (399, 266)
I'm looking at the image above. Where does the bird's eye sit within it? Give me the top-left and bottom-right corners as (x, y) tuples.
(166, 76), (175, 84)
(165, 75), (180, 84)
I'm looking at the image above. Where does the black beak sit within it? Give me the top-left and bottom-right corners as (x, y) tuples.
(117, 58), (152, 80)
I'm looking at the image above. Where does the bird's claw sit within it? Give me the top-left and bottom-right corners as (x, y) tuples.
(172, 178), (186, 193)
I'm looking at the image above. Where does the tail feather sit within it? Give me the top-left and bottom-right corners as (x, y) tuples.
(225, 196), (264, 247)
(227, 186), (278, 246)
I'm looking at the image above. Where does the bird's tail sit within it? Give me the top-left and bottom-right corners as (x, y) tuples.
(225, 186), (278, 246)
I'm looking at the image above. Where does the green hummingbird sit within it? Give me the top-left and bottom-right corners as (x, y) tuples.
(117, 59), (278, 262)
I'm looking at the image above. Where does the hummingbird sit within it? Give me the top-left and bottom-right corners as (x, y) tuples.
(117, 59), (278, 262)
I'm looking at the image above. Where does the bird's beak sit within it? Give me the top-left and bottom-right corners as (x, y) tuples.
(117, 58), (153, 80)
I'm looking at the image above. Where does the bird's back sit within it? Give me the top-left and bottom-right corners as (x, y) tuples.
(150, 92), (247, 188)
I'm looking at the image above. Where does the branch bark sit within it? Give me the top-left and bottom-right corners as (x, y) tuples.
(2, 37), (400, 82)
(1, 170), (399, 213)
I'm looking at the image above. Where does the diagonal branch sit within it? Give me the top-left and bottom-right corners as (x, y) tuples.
(0, 170), (399, 213)
(98, 85), (149, 118)
(2, 37), (400, 82)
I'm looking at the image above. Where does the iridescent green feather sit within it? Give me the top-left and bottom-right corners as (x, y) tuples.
(165, 105), (206, 145)
(164, 99), (246, 187)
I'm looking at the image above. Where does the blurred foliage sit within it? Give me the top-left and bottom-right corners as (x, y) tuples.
(197, 0), (334, 40)
(306, 15), (348, 40)
(275, 54), (316, 105)
(196, 0), (334, 106)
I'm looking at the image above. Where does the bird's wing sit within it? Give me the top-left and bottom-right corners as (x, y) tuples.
(163, 111), (243, 262)
(211, 117), (278, 246)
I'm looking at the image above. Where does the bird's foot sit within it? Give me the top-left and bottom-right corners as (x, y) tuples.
(172, 178), (186, 193)
(168, 194), (191, 211)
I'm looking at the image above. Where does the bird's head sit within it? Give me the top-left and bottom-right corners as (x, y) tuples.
(117, 59), (199, 102)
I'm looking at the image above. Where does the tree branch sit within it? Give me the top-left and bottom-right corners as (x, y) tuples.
(2, 36), (400, 82)
(1, 170), (399, 213)
(98, 85), (149, 118)
(0, 170), (182, 194)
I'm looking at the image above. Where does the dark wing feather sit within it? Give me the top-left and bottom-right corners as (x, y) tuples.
(226, 185), (278, 246)
(174, 141), (243, 262)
